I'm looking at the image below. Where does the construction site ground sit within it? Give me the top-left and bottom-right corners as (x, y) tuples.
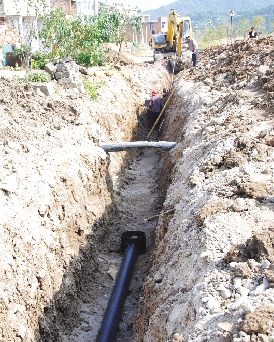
(0, 36), (274, 342)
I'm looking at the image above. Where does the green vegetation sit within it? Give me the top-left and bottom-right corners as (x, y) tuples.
(31, 52), (52, 69)
(82, 79), (106, 100)
(193, 13), (271, 48)
(38, 6), (141, 67)
(27, 72), (51, 83)
(13, 44), (32, 65)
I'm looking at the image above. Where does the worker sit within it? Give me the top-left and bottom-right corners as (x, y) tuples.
(163, 88), (169, 99)
(149, 90), (163, 129)
(185, 35), (199, 67)
(248, 27), (258, 39)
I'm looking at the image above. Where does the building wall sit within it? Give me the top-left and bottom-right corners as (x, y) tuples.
(3, 0), (50, 16)
(143, 17), (167, 43)
(51, 0), (77, 15)
(76, 0), (98, 16)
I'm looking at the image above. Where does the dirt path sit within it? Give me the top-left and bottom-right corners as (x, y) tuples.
(67, 148), (163, 341)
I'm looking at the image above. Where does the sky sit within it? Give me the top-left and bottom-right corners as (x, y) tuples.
(108, 0), (172, 11)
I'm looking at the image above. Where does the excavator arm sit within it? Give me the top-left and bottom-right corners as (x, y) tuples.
(152, 10), (193, 70)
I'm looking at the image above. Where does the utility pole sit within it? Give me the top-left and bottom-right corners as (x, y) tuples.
(230, 10), (234, 28)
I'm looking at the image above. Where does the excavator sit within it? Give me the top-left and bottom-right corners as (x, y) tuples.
(151, 10), (192, 72)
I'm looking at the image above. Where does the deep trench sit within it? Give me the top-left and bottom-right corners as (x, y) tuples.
(73, 129), (171, 341)
(37, 102), (173, 341)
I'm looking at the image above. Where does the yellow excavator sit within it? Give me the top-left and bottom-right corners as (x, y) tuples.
(152, 10), (192, 72)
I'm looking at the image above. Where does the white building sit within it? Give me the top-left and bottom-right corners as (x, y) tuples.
(76, 0), (98, 16)
(105, 2), (149, 22)
(0, 0), (50, 51)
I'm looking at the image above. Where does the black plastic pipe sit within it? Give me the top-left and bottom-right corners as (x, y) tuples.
(95, 231), (146, 342)
(100, 141), (176, 152)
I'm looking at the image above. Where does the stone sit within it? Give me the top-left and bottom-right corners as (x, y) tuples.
(55, 71), (71, 80)
(233, 277), (242, 289)
(218, 322), (233, 332)
(252, 280), (269, 296)
(242, 305), (274, 334)
(264, 269), (274, 283)
(232, 198), (248, 212)
(219, 286), (232, 299)
(236, 286), (250, 297)
(228, 296), (254, 314)
(31, 82), (54, 96)
(233, 263), (252, 278)
(80, 323), (90, 332)
(261, 259), (271, 269)
(172, 333), (184, 342)
(204, 295), (220, 310)
(44, 62), (56, 78)
(189, 172), (205, 186)
(107, 265), (118, 280)
(79, 66), (89, 75)
(243, 281), (256, 291)
(257, 334), (270, 342)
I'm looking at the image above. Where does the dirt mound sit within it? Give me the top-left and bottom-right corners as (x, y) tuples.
(134, 34), (274, 342)
(0, 61), (170, 341)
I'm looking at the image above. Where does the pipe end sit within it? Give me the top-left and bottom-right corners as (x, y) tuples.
(120, 231), (146, 254)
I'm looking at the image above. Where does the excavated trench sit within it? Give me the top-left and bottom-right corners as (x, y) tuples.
(1, 36), (274, 342)
(0, 60), (172, 342)
(62, 116), (174, 341)
(36, 67), (174, 341)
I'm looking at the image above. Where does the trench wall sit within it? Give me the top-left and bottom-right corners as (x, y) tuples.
(134, 71), (274, 342)
(0, 64), (170, 341)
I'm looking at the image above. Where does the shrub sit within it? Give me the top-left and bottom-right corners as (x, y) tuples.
(13, 44), (31, 61)
(83, 79), (106, 100)
(90, 47), (109, 66)
(75, 53), (92, 67)
(27, 72), (51, 83)
(31, 52), (52, 69)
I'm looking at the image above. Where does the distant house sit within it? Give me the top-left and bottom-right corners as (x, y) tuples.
(0, 0), (50, 51)
(51, 0), (99, 16)
(140, 16), (167, 45)
(76, 0), (99, 16)
(51, 0), (77, 14)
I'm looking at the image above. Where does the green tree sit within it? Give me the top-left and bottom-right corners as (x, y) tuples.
(236, 18), (251, 38)
(39, 9), (72, 56)
(38, 5), (142, 65)
(252, 15), (266, 35)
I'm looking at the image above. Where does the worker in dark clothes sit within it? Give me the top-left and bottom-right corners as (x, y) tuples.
(149, 90), (163, 129)
(248, 27), (258, 39)
(163, 88), (169, 101)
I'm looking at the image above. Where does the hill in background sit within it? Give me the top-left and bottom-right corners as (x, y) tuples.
(146, 0), (274, 33)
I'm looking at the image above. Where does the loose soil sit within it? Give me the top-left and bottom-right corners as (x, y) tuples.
(66, 148), (165, 341)
(0, 36), (274, 342)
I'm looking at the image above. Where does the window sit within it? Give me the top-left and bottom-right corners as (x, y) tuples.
(87, 1), (91, 9)
(149, 23), (153, 30)
(77, 2), (82, 15)
(162, 21), (166, 29)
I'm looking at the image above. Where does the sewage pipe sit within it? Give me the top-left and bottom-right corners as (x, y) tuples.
(100, 141), (176, 152)
(95, 231), (146, 342)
